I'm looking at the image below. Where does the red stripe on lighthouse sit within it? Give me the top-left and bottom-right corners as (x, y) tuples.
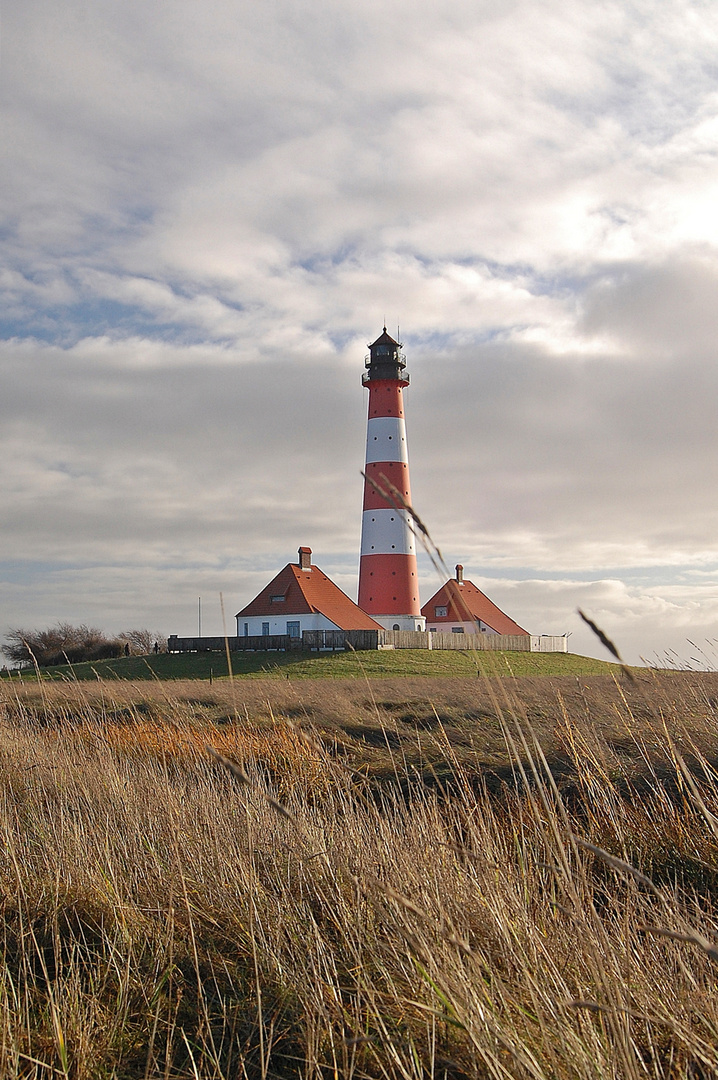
(358, 554), (420, 612)
(362, 461), (411, 510)
(368, 380), (405, 419)
(358, 334), (424, 631)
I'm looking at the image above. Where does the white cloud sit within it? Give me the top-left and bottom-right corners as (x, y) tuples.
(414, 572), (718, 667)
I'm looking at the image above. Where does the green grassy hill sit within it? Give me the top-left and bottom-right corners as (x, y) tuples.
(5, 647), (620, 681)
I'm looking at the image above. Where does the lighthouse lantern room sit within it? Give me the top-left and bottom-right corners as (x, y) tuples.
(358, 329), (425, 631)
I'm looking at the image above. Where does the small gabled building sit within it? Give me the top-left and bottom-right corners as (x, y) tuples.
(422, 565), (530, 637)
(235, 547), (382, 640)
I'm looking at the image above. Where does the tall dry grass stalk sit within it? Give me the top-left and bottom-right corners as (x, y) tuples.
(0, 672), (717, 1076)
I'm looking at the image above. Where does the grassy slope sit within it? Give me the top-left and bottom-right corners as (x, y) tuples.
(8, 647), (621, 681)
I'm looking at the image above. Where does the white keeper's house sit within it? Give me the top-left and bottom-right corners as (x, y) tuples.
(235, 547), (382, 640)
(422, 565), (530, 637)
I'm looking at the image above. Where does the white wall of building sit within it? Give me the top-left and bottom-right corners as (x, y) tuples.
(426, 620), (498, 635)
(236, 612), (341, 637)
(373, 614), (426, 632)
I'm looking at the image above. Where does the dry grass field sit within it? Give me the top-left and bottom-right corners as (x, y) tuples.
(1, 667), (718, 1077)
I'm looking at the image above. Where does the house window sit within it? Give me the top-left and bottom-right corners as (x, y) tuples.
(270, 595), (285, 603)
(451, 627), (464, 634)
(393, 624), (400, 631)
(429, 627), (437, 632)
(262, 622), (270, 636)
(243, 623), (249, 637)
(286, 621), (300, 639)
(435, 606), (447, 618)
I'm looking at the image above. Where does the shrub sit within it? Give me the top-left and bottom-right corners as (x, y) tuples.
(3, 623), (124, 667)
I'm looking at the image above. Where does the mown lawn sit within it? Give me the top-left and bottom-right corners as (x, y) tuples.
(4, 646), (620, 681)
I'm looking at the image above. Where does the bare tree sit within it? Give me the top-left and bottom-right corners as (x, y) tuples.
(118, 629), (168, 655)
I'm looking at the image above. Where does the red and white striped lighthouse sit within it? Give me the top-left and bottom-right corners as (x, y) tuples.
(358, 328), (425, 631)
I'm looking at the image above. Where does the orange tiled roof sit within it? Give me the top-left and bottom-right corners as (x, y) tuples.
(421, 578), (529, 636)
(235, 562), (382, 631)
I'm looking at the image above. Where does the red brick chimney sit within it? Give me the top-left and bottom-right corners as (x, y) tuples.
(298, 546), (312, 570)
(455, 564), (464, 584)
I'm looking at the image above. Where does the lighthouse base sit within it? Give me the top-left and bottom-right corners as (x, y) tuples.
(369, 614), (426, 632)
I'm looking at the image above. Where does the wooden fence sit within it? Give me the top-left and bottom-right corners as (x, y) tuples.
(167, 634), (296, 653)
(302, 630), (380, 651)
(167, 631), (380, 654)
(166, 630), (568, 655)
(379, 631), (533, 651)
(378, 630), (428, 650)
(431, 632), (531, 651)
(530, 635), (569, 652)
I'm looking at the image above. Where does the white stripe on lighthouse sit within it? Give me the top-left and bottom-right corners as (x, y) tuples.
(360, 508), (415, 556)
(365, 417), (408, 464)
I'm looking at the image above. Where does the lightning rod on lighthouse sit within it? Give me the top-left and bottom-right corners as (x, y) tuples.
(358, 328), (425, 632)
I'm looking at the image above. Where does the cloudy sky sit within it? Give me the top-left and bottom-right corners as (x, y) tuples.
(2, 0), (718, 666)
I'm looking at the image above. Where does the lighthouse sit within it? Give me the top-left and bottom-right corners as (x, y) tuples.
(358, 328), (425, 631)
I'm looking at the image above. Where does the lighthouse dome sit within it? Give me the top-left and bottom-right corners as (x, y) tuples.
(364, 327), (408, 383)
